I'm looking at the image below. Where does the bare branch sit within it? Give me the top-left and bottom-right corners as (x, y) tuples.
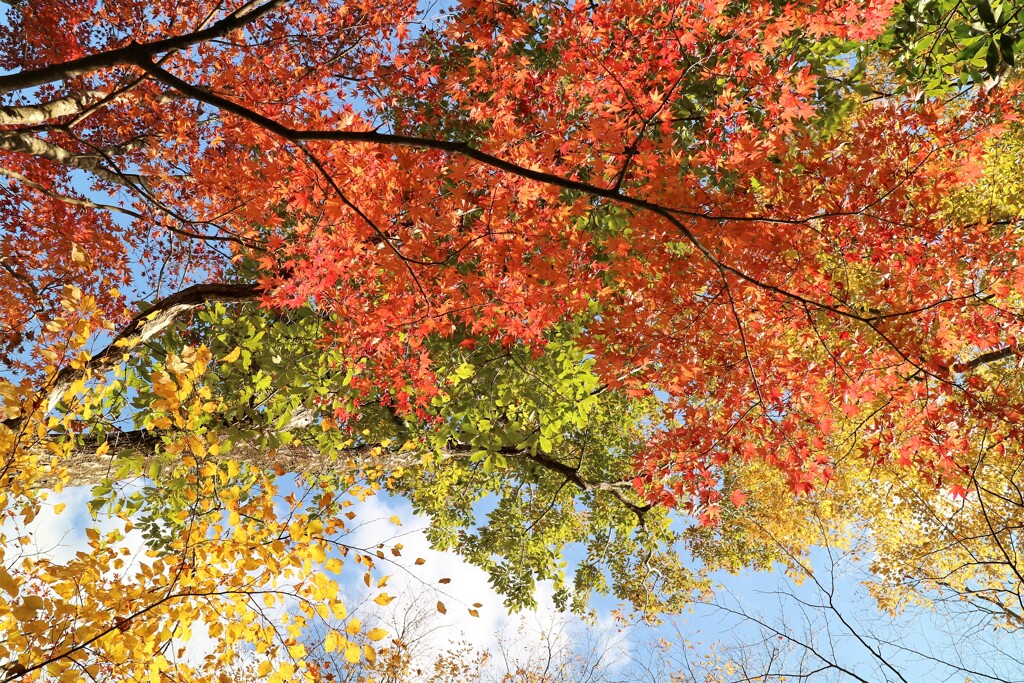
(0, 132), (147, 187)
(0, 165), (143, 217)
(0, 89), (111, 125)
(960, 346), (1018, 371)
(0, 90), (110, 125)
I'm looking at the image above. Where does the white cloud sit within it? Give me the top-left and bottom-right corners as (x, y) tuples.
(337, 493), (637, 678)
(1, 482), (145, 567)
(2, 480), (638, 679)
(339, 493), (509, 654)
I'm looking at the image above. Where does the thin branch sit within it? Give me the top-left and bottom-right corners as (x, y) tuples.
(496, 445), (652, 523)
(0, 165), (143, 218)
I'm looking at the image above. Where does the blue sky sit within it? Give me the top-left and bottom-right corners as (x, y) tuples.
(14, 478), (1024, 681)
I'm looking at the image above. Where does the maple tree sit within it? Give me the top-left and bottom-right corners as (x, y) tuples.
(2, 0), (1024, 680)
(5, 0), (1021, 502)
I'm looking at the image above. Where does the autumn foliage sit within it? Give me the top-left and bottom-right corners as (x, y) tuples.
(2, 0), (1021, 499)
(2, 0), (1024, 680)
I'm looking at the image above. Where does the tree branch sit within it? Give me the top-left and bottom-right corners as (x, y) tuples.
(0, 165), (143, 217)
(959, 346), (1018, 371)
(0, 90), (109, 125)
(0, 0), (287, 94)
(134, 56), (985, 334)
(0, 132), (148, 188)
(47, 428), (651, 529)
(516, 446), (651, 523)
(1, 283), (260, 430)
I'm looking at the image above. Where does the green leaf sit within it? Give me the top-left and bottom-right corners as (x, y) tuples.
(976, 0), (996, 26)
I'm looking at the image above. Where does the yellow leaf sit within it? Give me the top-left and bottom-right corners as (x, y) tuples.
(258, 661), (272, 677)
(324, 630), (341, 654)
(325, 558), (342, 573)
(345, 618), (361, 635)
(152, 655), (169, 682)
(366, 627), (388, 641)
(436, 601), (447, 615)
(0, 568), (17, 596)
(389, 515), (402, 526)
(377, 575), (390, 588)
(364, 645), (377, 663)
(150, 416), (172, 430)
(53, 503), (66, 515)
(221, 346), (242, 364)
(310, 544), (326, 563)
(95, 441), (109, 457)
(373, 593), (393, 606)
(344, 643), (361, 664)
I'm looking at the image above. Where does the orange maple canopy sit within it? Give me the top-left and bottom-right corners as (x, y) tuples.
(0, 0), (1020, 512)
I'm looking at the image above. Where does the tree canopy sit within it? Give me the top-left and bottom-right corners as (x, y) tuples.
(2, 0), (1024, 681)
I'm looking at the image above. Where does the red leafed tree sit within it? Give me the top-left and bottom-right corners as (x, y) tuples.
(0, 0), (1020, 511)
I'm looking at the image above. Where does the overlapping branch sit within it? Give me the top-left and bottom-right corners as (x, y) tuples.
(129, 55), (996, 336)
(0, 0), (286, 95)
(34, 282), (260, 421)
